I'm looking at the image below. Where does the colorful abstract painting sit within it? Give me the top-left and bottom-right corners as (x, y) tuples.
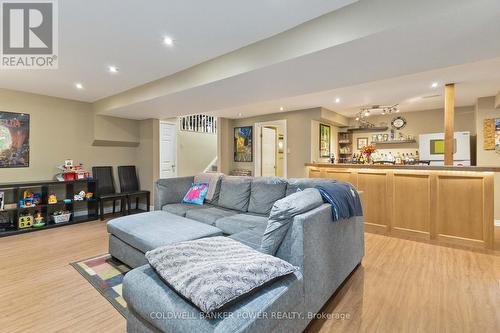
(319, 123), (331, 157)
(0, 111), (30, 168)
(234, 126), (253, 162)
(495, 119), (500, 154)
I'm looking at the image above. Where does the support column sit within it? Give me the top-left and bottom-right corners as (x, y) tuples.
(444, 83), (455, 166)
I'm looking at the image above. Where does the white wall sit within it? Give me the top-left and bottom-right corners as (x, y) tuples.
(0, 89), (138, 183)
(164, 118), (217, 177)
(177, 130), (218, 176)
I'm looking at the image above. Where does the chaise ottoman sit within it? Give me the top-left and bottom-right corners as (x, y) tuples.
(107, 211), (223, 268)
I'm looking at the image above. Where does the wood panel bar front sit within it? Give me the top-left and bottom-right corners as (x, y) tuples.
(307, 164), (495, 249)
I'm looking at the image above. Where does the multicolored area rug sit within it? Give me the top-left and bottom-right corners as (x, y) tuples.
(71, 254), (131, 317)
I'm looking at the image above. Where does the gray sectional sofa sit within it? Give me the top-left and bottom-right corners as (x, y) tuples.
(108, 175), (364, 333)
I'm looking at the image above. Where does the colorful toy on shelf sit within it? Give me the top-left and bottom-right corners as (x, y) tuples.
(33, 192), (42, 205)
(19, 190), (41, 208)
(34, 211), (44, 222)
(85, 192), (94, 200)
(73, 190), (86, 201)
(23, 190), (33, 200)
(48, 193), (58, 204)
(33, 212), (46, 228)
(19, 198), (33, 208)
(21, 191), (34, 207)
(55, 160), (90, 182)
(18, 213), (33, 229)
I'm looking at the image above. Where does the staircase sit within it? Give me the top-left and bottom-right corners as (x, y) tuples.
(204, 157), (218, 173)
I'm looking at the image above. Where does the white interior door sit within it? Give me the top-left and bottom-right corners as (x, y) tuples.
(160, 122), (177, 178)
(261, 127), (277, 176)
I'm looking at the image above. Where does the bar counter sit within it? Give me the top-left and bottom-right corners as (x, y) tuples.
(305, 163), (500, 172)
(306, 163), (495, 249)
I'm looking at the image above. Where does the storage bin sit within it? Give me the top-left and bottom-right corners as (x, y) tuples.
(52, 213), (71, 224)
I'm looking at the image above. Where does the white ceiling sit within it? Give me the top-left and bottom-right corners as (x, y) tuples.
(214, 57), (500, 119)
(100, 0), (500, 120)
(0, 0), (356, 101)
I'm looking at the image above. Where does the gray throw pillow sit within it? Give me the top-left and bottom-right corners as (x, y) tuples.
(146, 236), (298, 314)
(248, 177), (287, 215)
(260, 188), (324, 255)
(217, 176), (252, 211)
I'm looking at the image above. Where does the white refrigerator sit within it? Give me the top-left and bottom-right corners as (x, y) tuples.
(418, 132), (471, 166)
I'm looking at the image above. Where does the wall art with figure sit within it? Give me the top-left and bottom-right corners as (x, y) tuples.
(0, 111), (30, 168)
(234, 126), (253, 162)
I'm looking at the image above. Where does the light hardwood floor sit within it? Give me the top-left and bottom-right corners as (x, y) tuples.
(0, 221), (499, 333)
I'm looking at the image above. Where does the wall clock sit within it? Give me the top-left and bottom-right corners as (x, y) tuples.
(391, 116), (406, 130)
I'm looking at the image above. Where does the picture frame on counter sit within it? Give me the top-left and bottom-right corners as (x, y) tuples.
(357, 137), (368, 149)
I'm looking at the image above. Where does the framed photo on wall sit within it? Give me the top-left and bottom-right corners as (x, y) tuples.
(319, 124), (331, 157)
(0, 111), (30, 168)
(234, 126), (253, 162)
(357, 137), (369, 149)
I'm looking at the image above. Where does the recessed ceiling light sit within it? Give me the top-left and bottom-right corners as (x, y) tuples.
(75, 83), (84, 90)
(279, 106), (284, 111)
(431, 82), (438, 88)
(237, 112), (242, 117)
(335, 98), (341, 103)
(163, 36), (174, 46)
(108, 66), (119, 73)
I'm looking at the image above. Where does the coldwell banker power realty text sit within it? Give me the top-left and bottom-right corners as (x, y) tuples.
(1, 0), (58, 69)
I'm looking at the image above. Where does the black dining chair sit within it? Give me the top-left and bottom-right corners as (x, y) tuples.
(92, 166), (127, 221)
(118, 166), (151, 214)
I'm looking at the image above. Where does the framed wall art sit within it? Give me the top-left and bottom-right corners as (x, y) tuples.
(319, 124), (331, 157)
(357, 137), (369, 150)
(496, 119), (500, 154)
(234, 126), (253, 162)
(0, 111), (30, 168)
